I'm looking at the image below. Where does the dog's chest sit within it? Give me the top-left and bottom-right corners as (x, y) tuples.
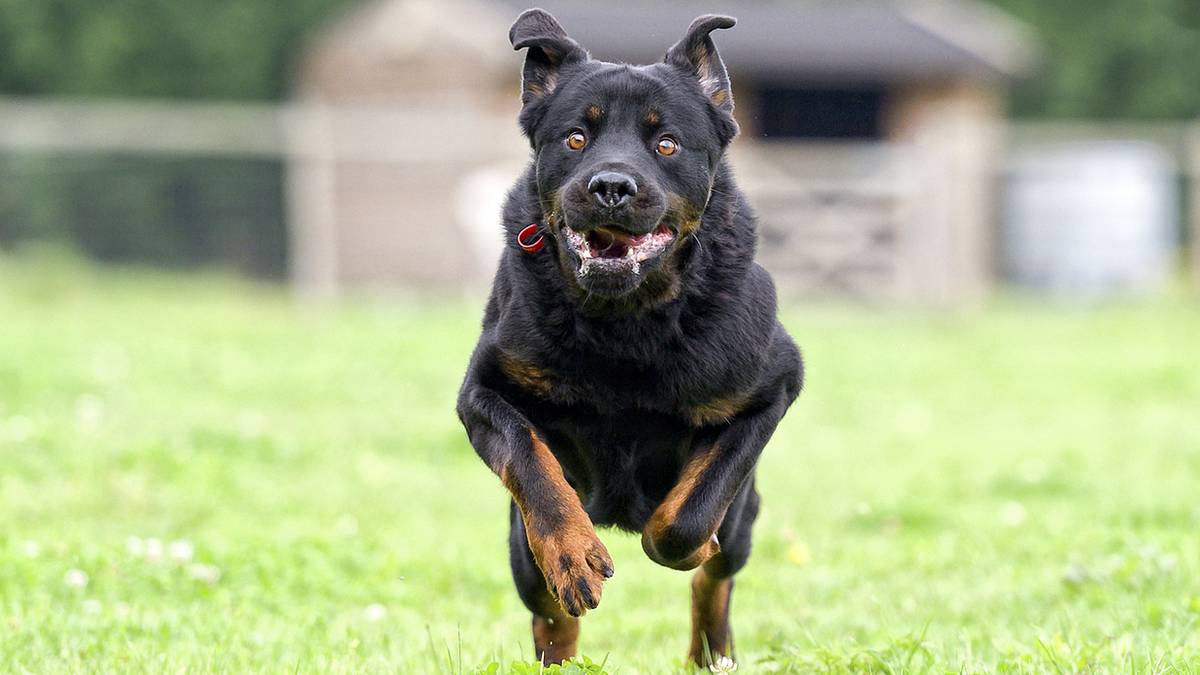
(505, 334), (747, 416)
(534, 406), (699, 531)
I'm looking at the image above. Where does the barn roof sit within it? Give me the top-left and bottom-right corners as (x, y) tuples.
(497, 0), (1038, 82)
(303, 0), (1038, 89)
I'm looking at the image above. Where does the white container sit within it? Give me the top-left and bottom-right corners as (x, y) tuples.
(1001, 142), (1177, 298)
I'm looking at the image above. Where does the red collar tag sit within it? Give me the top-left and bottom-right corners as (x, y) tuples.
(517, 223), (545, 253)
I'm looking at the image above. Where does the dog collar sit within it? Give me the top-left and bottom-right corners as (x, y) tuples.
(517, 223), (545, 253)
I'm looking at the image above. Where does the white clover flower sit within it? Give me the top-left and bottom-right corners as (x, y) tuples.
(91, 345), (131, 383)
(64, 569), (89, 589)
(169, 540), (195, 563)
(126, 536), (145, 557)
(999, 501), (1027, 527)
(144, 538), (164, 563)
(21, 540), (41, 558)
(187, 563), (221, 585)
(334, 514), (360, 538)
(363, 603), (387, 622)
(75, 394), (105, 429)
(6, 416), (33, 443)
(710, 655), (738, 673)
(82, 599), (102, 615)
(236, 410), (266, 439)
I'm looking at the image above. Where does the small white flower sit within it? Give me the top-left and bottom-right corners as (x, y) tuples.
(999, 501), (1027, 527)
(64, 569), (89, 590)
(363, 603), (387, 622)
(82, 599), (102, 615)
(1062, 562), (1090, 586)
(6, 416), (33, 442)
(21, 540), (41, 558)
(126, 536), (145, 557)
(91, 345), (130, 383)
(710, 655), (738, 673)
(334, 514), (360, 537)
(187, 563), (221, 585)
(144, 538), (164, 563)
(75, 394), (105, 429)
(169, 540), (194, 563)
(236, 410), (266, 439)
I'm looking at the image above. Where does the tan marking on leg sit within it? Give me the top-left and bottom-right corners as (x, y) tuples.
(642, 446), (721, 569)
(498, 351), (554, 398)
(532, 602), (580, 665)
(687, 393), (750, 426)
(504, 431), (614, 617)
(688, 565), (734, 666)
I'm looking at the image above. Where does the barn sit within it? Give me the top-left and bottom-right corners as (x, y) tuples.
(289, 0), (1036, 303)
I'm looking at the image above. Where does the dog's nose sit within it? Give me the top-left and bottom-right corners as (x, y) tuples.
(587, 171), (638, 208)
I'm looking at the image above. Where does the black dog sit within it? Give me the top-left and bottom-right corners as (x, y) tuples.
(457, 8), (802, 667)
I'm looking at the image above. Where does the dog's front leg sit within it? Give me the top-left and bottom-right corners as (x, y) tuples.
(458, 382), (614, 618)
(642, 379), (795, 572)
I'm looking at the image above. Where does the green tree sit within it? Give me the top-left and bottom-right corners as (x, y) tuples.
(0, 0), (352, 100)
(0, 0), (1197, 119)
(986, 0), (1200, 119)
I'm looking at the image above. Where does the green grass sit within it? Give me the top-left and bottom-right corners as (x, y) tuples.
(2, 250), (1199, 673)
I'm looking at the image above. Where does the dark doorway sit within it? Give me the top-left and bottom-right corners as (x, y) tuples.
(757, 85), (886, 140)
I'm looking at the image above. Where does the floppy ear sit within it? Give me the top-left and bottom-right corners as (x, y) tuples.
(509, 9), (587, 108)
(664, 15), (736, 113)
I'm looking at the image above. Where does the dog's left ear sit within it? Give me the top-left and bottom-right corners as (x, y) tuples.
(665, 15), (736, 114)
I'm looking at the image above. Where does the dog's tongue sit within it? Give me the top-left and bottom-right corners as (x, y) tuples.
(587, 229), (646, 259)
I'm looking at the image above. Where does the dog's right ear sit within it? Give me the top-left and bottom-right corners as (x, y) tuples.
(510, 9), (587, 108)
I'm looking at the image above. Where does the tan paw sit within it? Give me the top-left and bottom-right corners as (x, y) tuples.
(532, 528), (614, 616)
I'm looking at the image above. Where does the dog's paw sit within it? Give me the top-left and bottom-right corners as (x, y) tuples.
(534, 529), (614, 617)
(642, 515), (722, 571)
(673, 533), (720, 571)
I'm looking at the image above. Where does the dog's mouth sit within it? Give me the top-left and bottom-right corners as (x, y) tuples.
(563, 224), (675, 271)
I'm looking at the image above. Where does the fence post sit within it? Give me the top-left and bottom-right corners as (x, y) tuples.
(1190, 121), (1200, 293)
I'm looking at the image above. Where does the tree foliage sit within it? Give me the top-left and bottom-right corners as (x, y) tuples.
(0, 0), (1197, 119)
(0, 0), (352, 100)
(987, 0), (1200, 119)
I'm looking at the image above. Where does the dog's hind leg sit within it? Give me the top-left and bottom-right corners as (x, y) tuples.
(508, 501), (581, 665)
(688, 481), (759, 668)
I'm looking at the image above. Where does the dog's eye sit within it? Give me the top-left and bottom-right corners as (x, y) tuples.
(655, 136), (678, 156)
(565, 131), (588, 151)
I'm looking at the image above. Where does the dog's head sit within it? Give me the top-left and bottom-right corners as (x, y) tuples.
(510, 9), (739, 300)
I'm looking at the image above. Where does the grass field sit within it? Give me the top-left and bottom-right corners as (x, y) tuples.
(2, 251), (1199, 673)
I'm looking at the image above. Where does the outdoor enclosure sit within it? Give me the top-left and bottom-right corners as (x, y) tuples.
(1, 105), (1197, 306)
(2, 1), (1198, 305)
(4, 0), (1200, 671)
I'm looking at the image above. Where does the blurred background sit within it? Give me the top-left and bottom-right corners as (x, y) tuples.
(2, 1), (1200, 672)
(0, 0), (1197, 303)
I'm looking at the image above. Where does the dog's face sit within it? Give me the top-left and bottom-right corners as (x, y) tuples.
(511, 11), (739, 299)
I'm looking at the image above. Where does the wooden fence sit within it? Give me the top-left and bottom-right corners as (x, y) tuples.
(2, 96), (1198, 298)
